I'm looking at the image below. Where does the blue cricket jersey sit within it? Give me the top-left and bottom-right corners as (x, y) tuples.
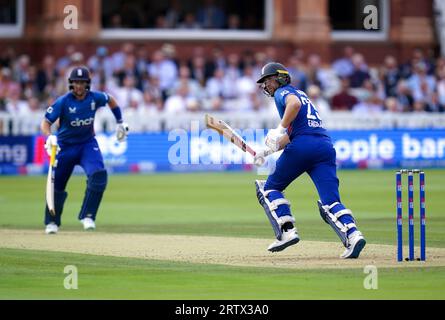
(274, 85), (328, 140)
(45, 91), (109, 145)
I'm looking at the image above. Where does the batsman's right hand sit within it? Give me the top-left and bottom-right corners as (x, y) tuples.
(254, 147), (274, 167)
(44, 135), (60, 156)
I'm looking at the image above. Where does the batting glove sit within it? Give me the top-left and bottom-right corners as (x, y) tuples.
(44, 135), (60, 156)
(254, 147), (274, 167)
(116, 122), (129, 142)
(265, 124), (287, 152)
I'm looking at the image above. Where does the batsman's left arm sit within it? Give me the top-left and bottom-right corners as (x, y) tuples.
(275, 95), (300, 150)
(281, 95), (301, 128)
(265, 94), (300, 152)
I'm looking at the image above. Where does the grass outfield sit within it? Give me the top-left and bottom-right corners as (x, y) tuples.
(1, 169), (445, 299)
(1, 248), (445, 300)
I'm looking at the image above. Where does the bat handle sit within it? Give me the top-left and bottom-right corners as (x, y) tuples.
(50, 145), (57, 166)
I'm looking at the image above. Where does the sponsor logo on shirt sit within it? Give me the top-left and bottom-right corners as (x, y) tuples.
(70, 117), (94, 127)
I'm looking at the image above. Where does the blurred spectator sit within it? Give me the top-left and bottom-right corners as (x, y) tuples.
(352, 90), (384, 115)
(406, 61), (436, 102)
(56, 45), (76, 72)
(120, 3), (143, 28)
(155, 15), (168, 28)
(437, 66), (445, 106)
(22, 66), (39, 100)
(140, 90), (164, 115)
(265, 46), (278, 63)
(399, 48), (430, 79)
(381, 55), (401, 97)
(63, 52), (85, 87)
(27, 96), (43, 113)
(412, 100), (427, 113)
(331, 77), (358, 111)
(252, 52), (267, 81)
(112, 43), (135, 76)
(224, 53), (242, 86)
(240, 49), (255, 70)
(206, 68), (232, 100)
(384, 97), (403, 113)
(395, 80), (414, 112)
(114, 75), (143, 110)
(109, 14), (123, 28)
(227, 14), (241, 30)
(189, 55), (208, 87)
(234, 65), (257, 111)
(332, 46), (355, 78)
(348, 54), (370, 88)
(36, 55), (58, 96)
(135, 46), (149, 75)
(164, 83), (199, 113)
(206, 46), (226, 77)
(0, 47), (16, 68)
(178, 12), (201, 29)
(173, 64), (203, 100)
(88, 46), (114, 78)
(0, 67), (20, 101)
(161, 43), (179, 67)
(307, 85), (330, 116)
(196, 0), (226, 29)
(146, 76), (163, 102)
(426, 92), (444, 112)
(224, 53), (241, 99)
(5, 86), (29, 115)
(13, 55), (32, 89)
(115, 54), (141, 89)
(287, 54), (307, 91)
(147, 49), (178, 100)
(306, 54), (330, 90)
(165, 0), (183, 28)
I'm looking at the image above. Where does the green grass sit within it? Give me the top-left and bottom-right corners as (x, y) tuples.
(1, 248), (444, 300)
(1, 170), (445, 299)
(1, 170), (444, 246)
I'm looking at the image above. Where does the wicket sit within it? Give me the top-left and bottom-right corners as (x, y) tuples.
(396, 169), (426, 262)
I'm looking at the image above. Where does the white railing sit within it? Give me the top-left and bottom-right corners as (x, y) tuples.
(1, 110), (445, 136)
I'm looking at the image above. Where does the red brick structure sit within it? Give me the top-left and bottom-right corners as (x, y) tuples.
(0, 0), (438, 65)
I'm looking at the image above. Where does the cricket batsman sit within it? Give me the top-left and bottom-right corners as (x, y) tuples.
(253, 62), (366, 258)
(41, 66), (129, 234)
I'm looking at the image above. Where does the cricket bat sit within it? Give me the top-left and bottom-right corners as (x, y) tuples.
(205, 114), (257, 156)
(46, 145), (57, 216)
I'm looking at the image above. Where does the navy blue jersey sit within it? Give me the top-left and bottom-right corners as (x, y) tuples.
(274, 85), (328, 140)
(45, 91), (109, 145)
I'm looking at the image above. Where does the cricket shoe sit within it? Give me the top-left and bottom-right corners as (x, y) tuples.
(340, 230), (366, 259)
(45, 222), (58, 234)
(81, 217), (96, 231)
(268, 228), (300, 252)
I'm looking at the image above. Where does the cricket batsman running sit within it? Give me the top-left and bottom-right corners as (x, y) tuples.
(254, 62), (366, 258)
(41, 66), (129, 234)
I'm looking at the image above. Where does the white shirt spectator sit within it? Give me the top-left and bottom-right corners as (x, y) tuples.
(206, 68), (234, 99)
(164, 84), (198, 113)
(114, 76), (143, 109)
(147, 50), (178, 91)
(5, 98), (30, 115)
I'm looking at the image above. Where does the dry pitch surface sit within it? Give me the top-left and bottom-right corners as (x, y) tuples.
(1, 229), (444, 269)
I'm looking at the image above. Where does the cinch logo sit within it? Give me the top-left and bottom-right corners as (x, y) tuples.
(71, 117), (94, 127)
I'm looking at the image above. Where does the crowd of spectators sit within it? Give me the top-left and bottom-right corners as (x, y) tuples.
(1, 42), (445, 118)
(103, 0), (261, 30)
